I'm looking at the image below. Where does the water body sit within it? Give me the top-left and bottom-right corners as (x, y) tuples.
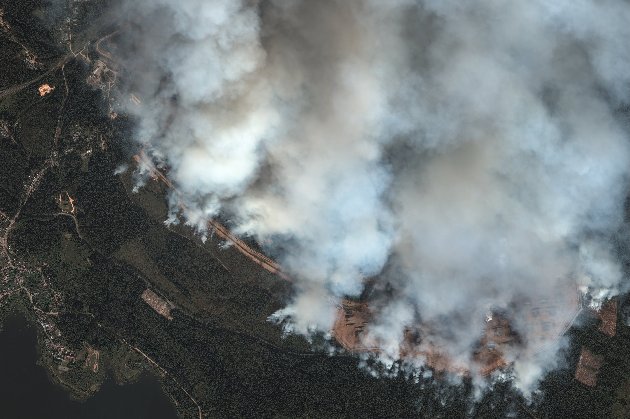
(0, 314), (178, 419)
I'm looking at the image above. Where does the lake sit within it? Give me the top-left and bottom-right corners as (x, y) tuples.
(0, 314), (178, 419)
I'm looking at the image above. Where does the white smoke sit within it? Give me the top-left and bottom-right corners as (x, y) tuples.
(117, 0), (630, 392)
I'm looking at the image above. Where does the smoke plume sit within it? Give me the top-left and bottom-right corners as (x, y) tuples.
(116, 0), (630, 391)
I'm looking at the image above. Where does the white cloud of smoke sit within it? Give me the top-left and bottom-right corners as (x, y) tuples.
(118, 0), (630, 392)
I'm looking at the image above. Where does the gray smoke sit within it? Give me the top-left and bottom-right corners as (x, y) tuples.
(117, 0), (630, 392)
